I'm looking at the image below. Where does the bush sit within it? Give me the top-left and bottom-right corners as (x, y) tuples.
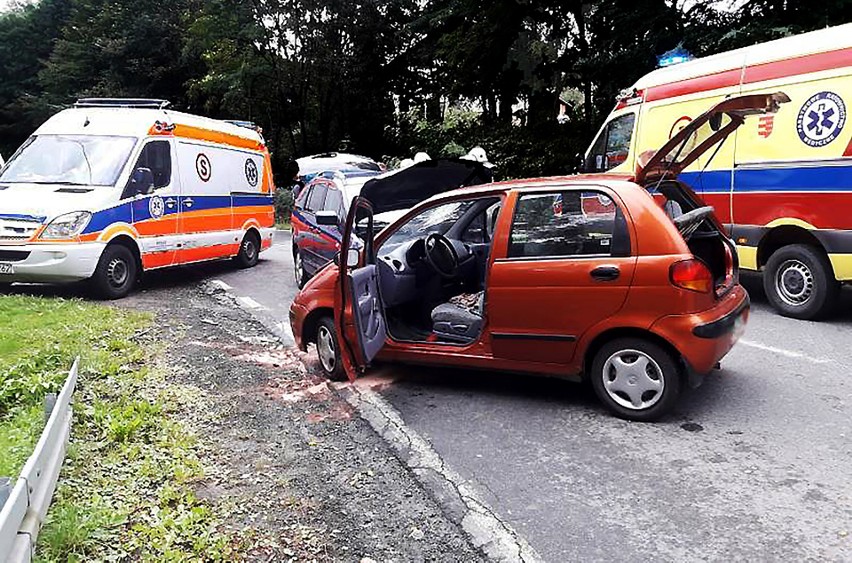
(274, 187), (295, 224)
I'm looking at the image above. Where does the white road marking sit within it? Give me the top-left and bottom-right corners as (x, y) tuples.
(237, 296), (265, 310)
(209, 279), (232, 291)
(739, 339), (832, 364)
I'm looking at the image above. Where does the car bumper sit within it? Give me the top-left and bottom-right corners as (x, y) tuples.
(290, 303), (308, 350)
(650, 286), (750, 376)
(0, 242), (105, 283)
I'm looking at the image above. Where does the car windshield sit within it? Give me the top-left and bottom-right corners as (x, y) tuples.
(380, 200), (476, 253)
(0, 135), (137, 186)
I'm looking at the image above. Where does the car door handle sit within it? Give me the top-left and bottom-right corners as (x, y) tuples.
(590, 265), (620, 281)
(183, 198), (194, 208)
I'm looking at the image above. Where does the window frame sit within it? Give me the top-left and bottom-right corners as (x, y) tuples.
(503, 188), (631, 262)
(132, 139), (173, 190)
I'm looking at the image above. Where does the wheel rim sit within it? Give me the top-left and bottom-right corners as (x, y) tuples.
(317, 326), (336, 374)
(775, 259), (814, 306)
(243, 238), (257, 261)
(106, 257), (129, 288)
(294, 251), (303, 284)
(602, 349), (665, 411)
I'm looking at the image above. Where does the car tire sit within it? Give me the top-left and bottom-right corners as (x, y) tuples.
(590, 337), (681, 422)
(293, 246), (308, 289)
(316, 316), (346, 381)
(763, 244), (839, 320)
(234, 231), (261, 269)
(90, 244), (138, 300)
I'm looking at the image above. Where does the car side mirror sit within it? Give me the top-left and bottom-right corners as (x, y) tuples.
(129, 167), (155, 195)
(316, 210), (339, 227)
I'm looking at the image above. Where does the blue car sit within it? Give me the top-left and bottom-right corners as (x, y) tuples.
(290, 159), (493, 288)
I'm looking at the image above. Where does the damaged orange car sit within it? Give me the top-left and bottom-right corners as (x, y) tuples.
(288, 94), (787, 421)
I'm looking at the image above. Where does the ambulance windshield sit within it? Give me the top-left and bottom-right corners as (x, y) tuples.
(0, 135), (136, 187)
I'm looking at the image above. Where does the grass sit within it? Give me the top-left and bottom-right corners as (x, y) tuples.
(0, 295), (239, 561)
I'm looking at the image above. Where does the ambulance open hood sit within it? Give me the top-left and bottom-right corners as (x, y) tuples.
(0, 183), (116, 223)
(635, 92), (790, 185)
(360, 159), (493, 215)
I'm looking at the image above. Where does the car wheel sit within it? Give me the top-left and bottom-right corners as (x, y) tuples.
(90, 244), (137, 300)
(316, 317), (346, 381)
(234, 231), (261, 269)
(590, 337), (681, 422)
(763, 244), (839, 320)
(293, 247), (308, 289)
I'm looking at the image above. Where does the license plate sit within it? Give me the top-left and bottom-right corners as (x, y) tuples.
(0, 263), (14, 275)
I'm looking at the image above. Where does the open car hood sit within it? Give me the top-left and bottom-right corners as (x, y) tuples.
(636, 92), (790, 185)
(360, 159), (493, 215)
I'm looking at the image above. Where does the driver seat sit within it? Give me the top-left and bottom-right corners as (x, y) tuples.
(431, 292), (484, 343)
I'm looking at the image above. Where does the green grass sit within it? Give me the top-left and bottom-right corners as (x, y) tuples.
(0, 295), (238, 560)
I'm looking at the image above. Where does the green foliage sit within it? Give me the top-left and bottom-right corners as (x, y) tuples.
(274, 187), (295, 224)
(0, 404), (43, 477)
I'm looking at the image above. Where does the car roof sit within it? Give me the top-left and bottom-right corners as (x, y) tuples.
(435, 175), (643, 199)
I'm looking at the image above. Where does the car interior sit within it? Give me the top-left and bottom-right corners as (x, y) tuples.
(375, 197), (502, 345)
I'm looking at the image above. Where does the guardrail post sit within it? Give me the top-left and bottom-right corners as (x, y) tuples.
(44, 393), (57, 423)
(0, 478), (9, 509)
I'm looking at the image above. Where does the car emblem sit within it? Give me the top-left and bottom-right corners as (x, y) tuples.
(796, 91), (846, 147)
(148, 195), (165, 219)
(196, 153), (212, 182)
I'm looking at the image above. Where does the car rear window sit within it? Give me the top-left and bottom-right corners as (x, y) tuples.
(508, 191), (629, 259)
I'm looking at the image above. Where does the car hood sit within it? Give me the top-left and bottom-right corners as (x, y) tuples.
(360, 159), (493, 215)
(636, 92), (790, 184)
(0, 183), (116, 222)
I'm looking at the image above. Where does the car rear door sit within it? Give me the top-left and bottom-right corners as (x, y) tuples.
(487, 187), (637, 365)
(335, 196), (387, 377)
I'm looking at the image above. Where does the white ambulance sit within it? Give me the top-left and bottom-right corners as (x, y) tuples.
(0, 98), (275, 298)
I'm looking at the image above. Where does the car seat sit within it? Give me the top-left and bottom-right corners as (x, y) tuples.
(431, 292), (484, 343)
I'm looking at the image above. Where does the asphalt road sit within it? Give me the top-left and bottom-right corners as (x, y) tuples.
(217, 238), (852, 562)
(9, 236), (850, 560)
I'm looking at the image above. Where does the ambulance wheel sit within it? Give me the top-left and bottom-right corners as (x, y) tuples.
(316, 317), (346, 381)
(235, 231), (260, 269)
(764, 244), (839, 320)
(91, 244), (137, 300)
(293, 247), (308, 289)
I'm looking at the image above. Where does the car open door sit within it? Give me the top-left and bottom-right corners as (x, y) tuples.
(335, 196), (387, 380)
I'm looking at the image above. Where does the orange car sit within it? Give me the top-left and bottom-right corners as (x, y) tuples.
(288, 95), (781, 421)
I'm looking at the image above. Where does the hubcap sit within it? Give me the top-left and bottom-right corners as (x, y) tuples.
(107, 258), (129, 288)
(295, 251), (303, 284)
(602, 349), (665, 411)
(317, 326), (336, 374)
(775, 259), (814, 306)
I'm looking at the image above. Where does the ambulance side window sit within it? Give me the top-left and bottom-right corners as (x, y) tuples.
(586, 113), (635, 172)
(133, 140), (172, 189)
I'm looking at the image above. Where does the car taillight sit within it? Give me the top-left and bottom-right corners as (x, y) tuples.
(670, 259), (713, 293)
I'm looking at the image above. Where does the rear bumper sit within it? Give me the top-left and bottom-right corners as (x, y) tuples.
(650, 286), (750, 375)
(0, 242), (105, 283)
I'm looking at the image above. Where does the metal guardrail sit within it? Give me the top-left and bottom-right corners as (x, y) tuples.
(0, 357), (78, 563)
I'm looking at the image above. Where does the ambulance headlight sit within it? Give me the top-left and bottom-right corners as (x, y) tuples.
(40, 211), (92, 239)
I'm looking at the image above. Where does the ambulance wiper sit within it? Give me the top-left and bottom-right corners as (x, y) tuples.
(71, 139), (94, 186)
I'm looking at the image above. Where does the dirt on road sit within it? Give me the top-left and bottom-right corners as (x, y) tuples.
(123, 283), (483, 562)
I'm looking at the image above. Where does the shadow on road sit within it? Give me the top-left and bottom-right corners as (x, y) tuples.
(740, 271), (852, 324)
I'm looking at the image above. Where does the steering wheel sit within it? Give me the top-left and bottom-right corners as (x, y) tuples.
(424, 233), (459, 278)
(673, 206), (715, 239)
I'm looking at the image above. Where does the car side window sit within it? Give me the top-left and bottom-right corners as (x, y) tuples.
(132, 140), (172, 189)
(586, 113), (636, 172)
(324, 188), (344, 223)
(306, 183), (328, 212)
(462, 211), (487, 243)
(508, 191), (630, 259)
(295, 185), (312, 210)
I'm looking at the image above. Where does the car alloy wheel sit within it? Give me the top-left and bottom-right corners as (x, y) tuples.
(601, 348), (665, 411)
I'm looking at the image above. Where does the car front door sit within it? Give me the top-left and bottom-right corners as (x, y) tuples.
(125, 139), (180, 269)
(335, 196), (387, 378)
(487, 187), (637, 365)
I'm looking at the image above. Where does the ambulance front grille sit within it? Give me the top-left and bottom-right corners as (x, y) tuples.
(0, 219), (41, 243)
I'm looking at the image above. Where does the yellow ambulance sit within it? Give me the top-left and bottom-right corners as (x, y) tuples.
(583, 23), (852, 320)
